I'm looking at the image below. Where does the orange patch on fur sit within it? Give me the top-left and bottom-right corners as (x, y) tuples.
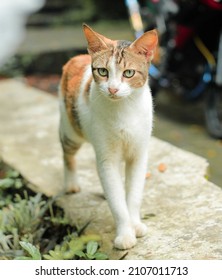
(61, 54), (91, 135)
(83, 76), (93, 102)
(61, 54), (91, 98)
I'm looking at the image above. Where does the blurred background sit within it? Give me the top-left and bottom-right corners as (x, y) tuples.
(0, 0), (221, 187)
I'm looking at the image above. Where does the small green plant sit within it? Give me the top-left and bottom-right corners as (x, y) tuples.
(0, 162), (109, 260)
(44, 235), (108, 260)
(80, 240), (108, 260)
(0, 191), (52, 259)
(16, 241), (42, 260)
(0, 167), (25, 207)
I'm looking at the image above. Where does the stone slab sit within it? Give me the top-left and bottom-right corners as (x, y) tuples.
(0, 79), (222, 259)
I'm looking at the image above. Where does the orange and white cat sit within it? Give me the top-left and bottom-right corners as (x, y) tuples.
(59, 24), (158, 250)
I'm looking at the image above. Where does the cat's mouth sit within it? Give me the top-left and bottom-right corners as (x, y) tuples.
(108, 94), (125, 101)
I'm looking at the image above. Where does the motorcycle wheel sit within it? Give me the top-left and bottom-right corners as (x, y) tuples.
(205, 85), (222, 138)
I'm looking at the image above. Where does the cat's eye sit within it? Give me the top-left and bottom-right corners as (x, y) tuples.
(123, 69), (135, 78)
(98, 68), (108, 77)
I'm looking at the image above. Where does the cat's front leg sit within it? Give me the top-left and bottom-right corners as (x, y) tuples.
(96, 155), (137, 250)
(125, 151), (149, 238)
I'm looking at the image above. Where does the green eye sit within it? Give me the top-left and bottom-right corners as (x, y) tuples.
(98, 68), (108, 77)
(123, 69), (135, 78)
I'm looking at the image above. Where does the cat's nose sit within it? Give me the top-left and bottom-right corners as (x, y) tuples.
(108, 87), (119, 95)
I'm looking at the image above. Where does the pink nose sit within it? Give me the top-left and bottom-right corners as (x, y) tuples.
(108, 87), (119, 95)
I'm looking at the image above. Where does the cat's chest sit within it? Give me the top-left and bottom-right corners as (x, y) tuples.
(101, 110), (149, 144)
(81, 88), (153, 146)
(115, 116), (142, 136)
(107, 118), (149, 158)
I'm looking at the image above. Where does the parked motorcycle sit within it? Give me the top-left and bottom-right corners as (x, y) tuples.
(125, 0), (222, 138)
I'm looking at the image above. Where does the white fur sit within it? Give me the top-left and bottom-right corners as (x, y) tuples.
(60, 64), (153, 250)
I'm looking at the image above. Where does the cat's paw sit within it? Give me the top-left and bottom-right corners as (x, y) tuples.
(64, 171), (80, 193)
(114, 233), (137, 250)
(134, 222), (148, 238)
(65, 184), (81, 193)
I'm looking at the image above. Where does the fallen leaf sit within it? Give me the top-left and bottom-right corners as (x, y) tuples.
(158, 163), (167, 173)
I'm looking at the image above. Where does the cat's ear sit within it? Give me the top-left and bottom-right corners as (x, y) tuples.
(83, 24), (113, 54)
(130, 30), (158, 61)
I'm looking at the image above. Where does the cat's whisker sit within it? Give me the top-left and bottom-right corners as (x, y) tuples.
(90, 91), (104, 105)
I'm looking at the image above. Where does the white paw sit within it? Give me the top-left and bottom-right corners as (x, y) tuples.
(66, 185), (81, 193)
(134, 223), (148, 237)
(114, 233), (137, 250)
(64, 170), (80, 193)
(65, 182), (80, 193)
(64, 176), (80, 193)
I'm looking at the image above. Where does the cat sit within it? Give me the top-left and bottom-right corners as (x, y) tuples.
(59, 24), (158, 250)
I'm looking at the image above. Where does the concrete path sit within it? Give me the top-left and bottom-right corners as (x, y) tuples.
(17, 22), (133, 54)
(0, 79), (222, 259)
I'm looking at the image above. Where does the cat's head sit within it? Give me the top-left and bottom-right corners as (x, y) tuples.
(83, 24), (158, 101)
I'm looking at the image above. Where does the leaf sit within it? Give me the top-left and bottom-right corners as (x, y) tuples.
(86, 241), (98, 256)
(158, 163), (167, 173)
(63, 250), (76, 260)
(15, 179), (23, 189)
(143, 213), (156, 219)
(6, 170), (20, 178)
(74, 250), (86, 259)
(0, 178), (14, 189)
(19, 241), (41, 260)
(43, 238), (84, 260)
(15, 256), (32, 260)
(43, 254), (54, 260)
(94, 252), (108, 260)
(80, 234), (101, 243)
(69, 238), (84, 253)
(85, 253), (95, 260)
(43, 249), (63, 260)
